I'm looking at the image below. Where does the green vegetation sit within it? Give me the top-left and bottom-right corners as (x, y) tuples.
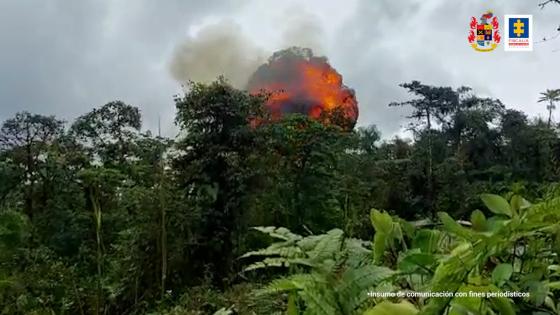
(245, 192), (560, 314)
(1, 78), (560, 314)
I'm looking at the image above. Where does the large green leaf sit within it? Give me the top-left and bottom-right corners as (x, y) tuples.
(287, 292), (298, 315)
(363, 301), (418, 315)
(510, 195), (531, 214)
(488, 285), (516, 315)
(450, 285), (516, 315)
(371, 209), (393, 264)
(373, 232), (388, 265)
(492, 263), (513, 286)
(480, 194), (512, 217)
(489, 298), (516, 315)
(528, 281), (548, 306)
(370, 209), (393, 234)
(438, 212), (473, 240)
(398, 252), (437, 274)
(412, 229), (443, 254)
(470, 210), (487, 231)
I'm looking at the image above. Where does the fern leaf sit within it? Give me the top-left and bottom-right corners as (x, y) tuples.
(244, 257), (313, 272)
(335, 265), (395, 313)
(252, 226), (303, 241)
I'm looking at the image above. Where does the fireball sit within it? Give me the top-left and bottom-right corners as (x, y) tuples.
(247, 47), (358, 129)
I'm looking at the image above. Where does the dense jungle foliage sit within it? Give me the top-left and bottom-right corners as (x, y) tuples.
(1, 77), (560, 314)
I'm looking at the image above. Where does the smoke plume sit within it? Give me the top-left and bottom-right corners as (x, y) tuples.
(168, 12), (357, 128)
(169, 8), (325, 88)
(169, 21), (266, 89)
(279, 8), (324, 55)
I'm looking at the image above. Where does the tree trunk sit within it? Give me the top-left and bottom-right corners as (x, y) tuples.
(89, 187), (104, 315)
(425, 110), (435, 220)
(548, 100), (553, 128)
(159, 161), (167, 299)
(25, 125), (34, 219)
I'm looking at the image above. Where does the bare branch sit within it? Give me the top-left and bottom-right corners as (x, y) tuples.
(539, 0), (560, 9)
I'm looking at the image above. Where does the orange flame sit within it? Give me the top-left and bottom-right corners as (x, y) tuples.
(247, 48), (358, 129)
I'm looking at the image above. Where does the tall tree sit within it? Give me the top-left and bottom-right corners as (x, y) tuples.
(356, 125), (381, 155)
(173, 78), (266, 286)
(444, 94), (504, 170)
(390, 81), (458, 218)
(0, 112), (63, 218)
(538, 88), (560, 128)
(251, 114), (351, 233)
(70, 101), (142, 166)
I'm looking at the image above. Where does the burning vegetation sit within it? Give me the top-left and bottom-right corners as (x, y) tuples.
(247, 47), (359, 129)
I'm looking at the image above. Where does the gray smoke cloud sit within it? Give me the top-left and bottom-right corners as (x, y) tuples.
(169, 20), (267, 89)
(280, 8), (325, 54)
(169, 7), (326, 89)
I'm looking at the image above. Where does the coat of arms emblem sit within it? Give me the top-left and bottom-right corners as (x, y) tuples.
(468, 11), (501, 52)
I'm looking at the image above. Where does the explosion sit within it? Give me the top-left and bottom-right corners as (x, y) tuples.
(247, 47), (358, 129)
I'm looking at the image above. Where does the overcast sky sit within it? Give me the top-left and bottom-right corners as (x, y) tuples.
(0, 0), (559, 138)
